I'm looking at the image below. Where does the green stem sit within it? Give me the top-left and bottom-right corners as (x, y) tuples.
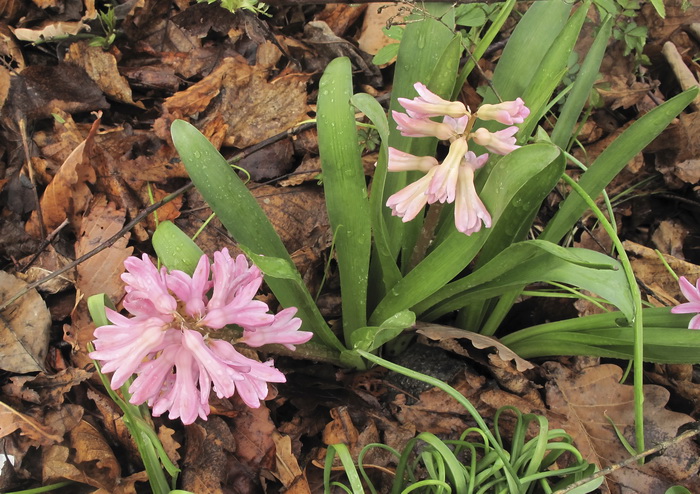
(559, 173), (644, 455)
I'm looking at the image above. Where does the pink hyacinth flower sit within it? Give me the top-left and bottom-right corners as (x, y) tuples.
(90, 249), (312, 425)
(387, 147), (439, 173)
(671, 276), (700, 330)
(476, 98), (530, 125)
(471, 126), (520, 155)
(427, 137), (469, 204)
(392, 111), (456, 141)
(121, 254), (177, 317)
(454, 152), (492, 235)
(242, 307), (312, 350)
(397, 82), (469, 118)
(386, 167), (440, 222)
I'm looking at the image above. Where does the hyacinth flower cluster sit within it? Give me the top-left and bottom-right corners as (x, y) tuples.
(89, 249), (313, 425)
(386, 83), (530, 235)
(672, 276), (700, 330)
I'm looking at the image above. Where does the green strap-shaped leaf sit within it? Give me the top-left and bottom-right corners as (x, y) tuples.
(483, 0), (572, 103)
(351, 93), (402, 292)
(542, 86), (699, 243)
(170, 120), (345, 354)
(369, 143), (561, 325)
(317, 57), (372, 339)
(416, 241), (633, 321)
(517, 0), (590, 138)
(550, 16), (613, 148)
(152, 220), (205, 274)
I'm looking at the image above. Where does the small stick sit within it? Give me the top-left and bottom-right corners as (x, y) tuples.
(553, 423), (700, 494)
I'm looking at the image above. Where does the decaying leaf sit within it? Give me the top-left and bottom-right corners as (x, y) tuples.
(271, 431), (311, 493)
(14, 246), (75, 295)
(2, 368), (91, 406)
(65, 41), (145, 108)
(12, 21), (89, 43)
(74, 195), (133, 301)
(417, 323), (534, 372)
(3, 63), (108, 121)
(181, 417), (235, 494)
(0, 401), (63, 446)
(156, 55), (311, 148)
(0, 271), (50, 373)
(624, 240), (700, 306)
(545, 362), (700, 493)
(26, 114), (100, 238)
(357, 3), (402, 56)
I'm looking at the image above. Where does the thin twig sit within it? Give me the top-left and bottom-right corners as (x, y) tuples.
(19, 119), (45, 240)
(19, 218), (70, 273)
(1, 121), (320, 312)
(0, 183), (193, 313)
(553, 423), (700, 494)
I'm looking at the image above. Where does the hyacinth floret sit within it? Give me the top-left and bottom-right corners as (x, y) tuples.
(385, 83), (530, 236)
(90, 249), (313, 424)
(671, 276), (700, 330)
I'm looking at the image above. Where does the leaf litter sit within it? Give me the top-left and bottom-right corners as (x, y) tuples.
(0, 0), (699, 493)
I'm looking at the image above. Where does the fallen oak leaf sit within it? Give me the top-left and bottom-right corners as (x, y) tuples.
(545, 362), (700, 493)
(416, 322), (534, 372)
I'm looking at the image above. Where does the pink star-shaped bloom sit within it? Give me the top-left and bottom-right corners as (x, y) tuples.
(671, 276), (700, 330)
(90, 249), (313, 424)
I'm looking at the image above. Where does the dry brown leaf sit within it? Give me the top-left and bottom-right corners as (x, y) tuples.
(315, 4), (366, 36)
(69, 420), (121, 482)
(156, 55), (311, 148)
(358, 3), (402, 56)
(0, 401), (63, 446)
(26, 114), (100, 238)
(3, 64), (108, 122)
(624, 240), (700, 306)
(180, 417), (235, 494)
(651, 219), (688, 259)
(14, 246), (75, 294)
(416, 323), (534, 372)
(12, 21), (89, 42)
(272, 431), (311, 493)
(545, 362), (700, 493)
(74, 195), (133, 301)
(0, 65), (9, 112)
(157, 425), (182, 466)
(253, 184), (330, 254)
(65, 41), (144, 108)
(2, 368), (91, 406)
(0, 271), (50, 373)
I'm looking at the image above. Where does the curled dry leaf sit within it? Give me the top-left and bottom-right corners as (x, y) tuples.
(416, 322), (534, 372)
(2, 368), (92, 406)
(271, 431), (311, 493)
(26, 114), (101, 238)
(0, 270), (50, 373)
(623, 240), (700, 306)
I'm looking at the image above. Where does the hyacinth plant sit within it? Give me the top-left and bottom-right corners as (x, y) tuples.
(88, 1), (700, 491)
